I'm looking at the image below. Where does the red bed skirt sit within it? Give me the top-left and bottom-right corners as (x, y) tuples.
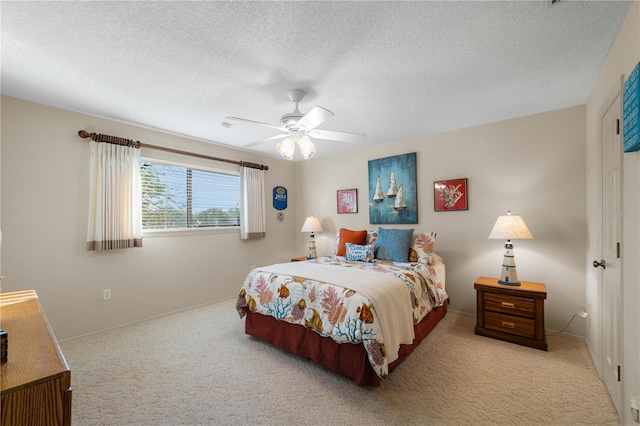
(244, 300), (448, 386)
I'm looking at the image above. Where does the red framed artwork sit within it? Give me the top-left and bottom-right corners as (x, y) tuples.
(434, 178), (468, 211)
(337, 189), (358, 214)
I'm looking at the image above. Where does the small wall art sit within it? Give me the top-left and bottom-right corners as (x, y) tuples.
(337, 189), (358, 214)
(273, 186), (287, 210)
(434, 178), (468, 211)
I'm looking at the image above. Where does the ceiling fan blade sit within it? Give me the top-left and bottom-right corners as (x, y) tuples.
(243, 133), (287, 148)
(226, 116), (283, 131)
(309, 129), (367, 144)
(296, 106), (334, 131)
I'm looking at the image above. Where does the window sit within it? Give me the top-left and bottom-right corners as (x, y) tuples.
(141, 160), (240, 230)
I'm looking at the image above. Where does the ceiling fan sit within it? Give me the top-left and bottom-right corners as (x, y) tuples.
(226, 89), (366, 160)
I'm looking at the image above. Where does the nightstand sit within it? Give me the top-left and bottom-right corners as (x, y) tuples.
(291, 256), (309, 262)
(474, 276), (547, 351)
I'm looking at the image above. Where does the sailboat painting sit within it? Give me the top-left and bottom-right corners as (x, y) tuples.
(368, 152), (417, 224)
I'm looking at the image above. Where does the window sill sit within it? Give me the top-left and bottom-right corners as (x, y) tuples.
(142, 227), (240, 238)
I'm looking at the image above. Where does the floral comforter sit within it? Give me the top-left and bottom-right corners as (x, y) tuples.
(236, 256), (448, 379)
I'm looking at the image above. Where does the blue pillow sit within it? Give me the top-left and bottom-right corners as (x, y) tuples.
(375, 228), (414, 262)
(345, 243), (375, 262)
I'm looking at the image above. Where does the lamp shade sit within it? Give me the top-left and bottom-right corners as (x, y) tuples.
(300, 216), (323, 233)
(488, 211), (533, 240)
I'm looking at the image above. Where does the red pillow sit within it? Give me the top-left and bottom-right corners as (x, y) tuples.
(337, 228), (368, 256)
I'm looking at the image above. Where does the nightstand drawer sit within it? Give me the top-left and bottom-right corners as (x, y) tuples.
(484, 293), (535, 318)
(475, 277), (547, 351)
(485, 312), (535, 339)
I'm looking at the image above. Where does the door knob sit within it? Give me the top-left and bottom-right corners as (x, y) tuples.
(593, 259), (606, 269)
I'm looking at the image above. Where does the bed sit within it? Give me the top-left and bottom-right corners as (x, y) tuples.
(235, 229), (448, 386)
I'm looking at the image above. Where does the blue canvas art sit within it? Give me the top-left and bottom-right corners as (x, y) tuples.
(624, 61), (640, 153)
(368, 152), (418, 224)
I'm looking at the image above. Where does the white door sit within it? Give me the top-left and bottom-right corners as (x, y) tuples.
(596, 93), (622, 414)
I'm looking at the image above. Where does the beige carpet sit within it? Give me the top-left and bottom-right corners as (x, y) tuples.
(61, 298), (619, 425)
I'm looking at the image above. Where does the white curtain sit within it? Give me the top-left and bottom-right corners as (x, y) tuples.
(239, 166), (266, 240)
(87, 141), (143, 250)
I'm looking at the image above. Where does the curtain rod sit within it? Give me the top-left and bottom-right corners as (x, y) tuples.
(77, 130), (269, 171)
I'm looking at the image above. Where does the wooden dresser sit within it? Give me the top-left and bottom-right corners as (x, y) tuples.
(474, 276), (547, 351)
(0, 290), (72, 426)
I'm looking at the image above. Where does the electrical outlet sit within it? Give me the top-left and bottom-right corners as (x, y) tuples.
(576, 306), (589, 318)
(103, 289), (111, 301)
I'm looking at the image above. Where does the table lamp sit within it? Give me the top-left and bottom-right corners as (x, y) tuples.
(301, 216), (323, 259)
(488, 211), (533, 285)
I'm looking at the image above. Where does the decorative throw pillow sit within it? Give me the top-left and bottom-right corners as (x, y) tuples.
(330, 230), (341, 255)
(375, 227), (414, 262)
(331, 229), (377, 255)
(336, 228), (368, 256)
(366, 229), (378, 248)
(345, 243), (375, 262)
(408, 232), (437, 264)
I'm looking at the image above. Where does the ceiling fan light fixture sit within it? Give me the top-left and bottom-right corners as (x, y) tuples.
(276, 138), (295, 160)
(231, 89), (364, 158)
(297, 135), (316, 160)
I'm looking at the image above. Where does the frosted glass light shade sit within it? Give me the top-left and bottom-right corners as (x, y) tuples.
(276, 132), (316, 160)
(276, 138), (295, 160)
(297, 135), (316, 160)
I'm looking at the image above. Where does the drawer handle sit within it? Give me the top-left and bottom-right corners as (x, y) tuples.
(501, 321), (516, 329)
(501, 302), (515, 308)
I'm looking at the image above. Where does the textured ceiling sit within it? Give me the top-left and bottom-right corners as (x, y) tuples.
(1, 1), (632, 161)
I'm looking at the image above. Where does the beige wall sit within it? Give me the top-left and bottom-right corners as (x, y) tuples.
(295, 105), (587, 336)
(586, 1), (640, 424)
(0, 96), (297, 340)
(2, 95), (587, 340)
